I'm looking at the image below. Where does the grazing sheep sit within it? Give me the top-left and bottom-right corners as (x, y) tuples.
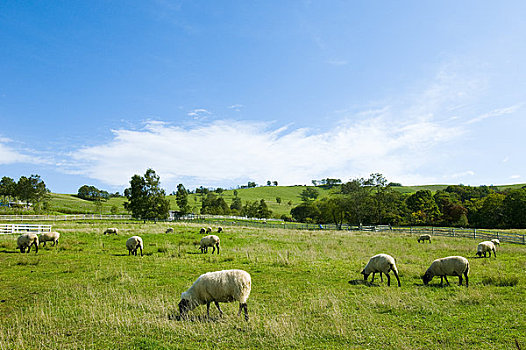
(178, 269), (251, 320)
(422, 256), (469, 287)
(165, 228), (174, 233)
(39, 231), (60, 247)
(476, 241), (496, 258)
(17, 233), (39, 253)
(361, 254), (401, 287)
(200, 235), (220, 254)
(417, 234), (431, 243)
(126, 236), (144, 256)
(217, 226), (223, 233)
(104, 228), (119, 235)
(199, 228), (206, 234)
(491, 239), (500, 246)
(206, 227), (212, 234)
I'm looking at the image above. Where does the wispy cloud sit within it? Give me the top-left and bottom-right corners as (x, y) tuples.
(0, 138), (40, 165)
(465, 103), (523, 124)
(187, 109), (211, 119)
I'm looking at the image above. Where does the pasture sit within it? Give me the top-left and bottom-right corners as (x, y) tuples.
(0, 221), (525, 349)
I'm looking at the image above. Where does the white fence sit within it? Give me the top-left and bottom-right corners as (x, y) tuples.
(0, 214), (131, 221)
(0, 224), (52, 235)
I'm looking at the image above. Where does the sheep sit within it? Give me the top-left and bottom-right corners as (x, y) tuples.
(178, 269), (251, 320)
(360, 254), (401, 287)
(417, 234), (431, 243)
(217, 226), (223, 233)
(491, 238), (500, 246)
(165, 228), (174, 233)
(476, 241), (496, 258)
(199, 228), (206, 234)
(126, 236), (144, 256)
(422, 256), (469, 287)
(104, 228), (119, 235)
(206, 227), (212, 234)
(39, 231), (60, 247)
(200, 235), (220, 254)
(17, 233), (39, 253)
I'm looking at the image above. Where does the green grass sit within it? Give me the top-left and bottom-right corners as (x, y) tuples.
(0, 221), (525, 349)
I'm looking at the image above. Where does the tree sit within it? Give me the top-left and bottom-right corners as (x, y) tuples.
(230, 196), (242, 213)
(201, 193), (230, 215)
(267, 180), (272, 186)
(124, 169), (170, 221)
(317, 197), (347, 227)
(340, 178), (373, 225)
(176, 184), (191, 214)
(0, 176), (17, 203)
(16, 175), (50, 209)
(502, 188), (526, 228)
(276, 197), (282, 205)
(406, 190), (440, 225)
(290, 202), (320, 223)
(300, 187), (319, 202)
(272, 181), (278, 186)
(256, 199), (272, 218)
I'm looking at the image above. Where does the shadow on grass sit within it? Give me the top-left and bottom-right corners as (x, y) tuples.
(111, 253), (128, 257)
(0, 250), (20, 254)
(348, 279), (378, 287)
(168, 313), (220, 322)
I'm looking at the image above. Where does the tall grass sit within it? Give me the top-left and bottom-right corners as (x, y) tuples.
(0, 221), (525, 349)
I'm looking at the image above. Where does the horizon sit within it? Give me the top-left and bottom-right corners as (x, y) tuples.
(1, 2), (525, 194)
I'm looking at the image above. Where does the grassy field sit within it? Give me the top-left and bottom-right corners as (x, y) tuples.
(0, 221), (525, 349)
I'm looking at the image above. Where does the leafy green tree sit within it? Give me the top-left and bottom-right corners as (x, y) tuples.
(290, 202), (320, 223)
(341, 178), (373, 225)
(256, 199), (272, 218)
(230, 196), (242, 212)
(124, 169), (170, 221)
(276, 197), (282, 205)
(0, 176), (17, 203)
(16, 175), (50, 209)
(176, 184), (191, 214)
(317, 196), (347, 227)
(406, 190), (440, 225)
(300, 187), (319, 202)
(503, 188), (526, 228)
(201, 193), (230, 215)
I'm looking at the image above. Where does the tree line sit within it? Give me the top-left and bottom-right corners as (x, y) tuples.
(0, 175), (50, 211)
(290, 173), (526, 229)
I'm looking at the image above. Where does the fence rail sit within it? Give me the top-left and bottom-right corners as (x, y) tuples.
(0, 224), (52, 235)
(0, 214), (131, 222)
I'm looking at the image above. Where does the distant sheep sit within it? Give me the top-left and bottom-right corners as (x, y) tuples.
(206, 227), (212, 234)
(199, 228), (206, 234)
(476, 241), (496, 258)
(361, 253), (401, 287)
(165, 228), (174, 233)
(422, 256), (469, 287)
(491, 239), (500, 246)
(179, 269), (251, 320)
(17, 233), (39, 253)
(417, 234), (431, 243)
(126, 236), (144, 256)
(200, 235), (220, 254)
(217, 226), (223, 233)
(104, 228), (119, 235)
(39, 231), (60, 247)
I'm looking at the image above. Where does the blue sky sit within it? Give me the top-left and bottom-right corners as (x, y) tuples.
(1, 1), (525, 194)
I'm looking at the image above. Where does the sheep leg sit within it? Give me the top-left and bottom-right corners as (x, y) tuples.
(458, 275), (463, 286)
(216, 244), (220, 254)
(43, 241), (47, 247)
(443, 275), (450, 286)
(493, 249), (496, 258)
(386, 273), (391, 286)
(206, 302), (211, 318)
(464, 271), (469, 287)
(439, 276), (444, 285)
(371, 272), (375, 283)
(238, 303), (249, 321)
(139, 247), (143, 256)
(380, 272), (383, 282)
(214, 301), (223, 317)
(212, 246), (216, 254)
(392, 270), (401, 287)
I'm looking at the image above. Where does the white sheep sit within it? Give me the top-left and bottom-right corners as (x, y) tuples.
(491, 239), (500, 246)
(178, 269), (251, 320)
(206, 227), (212, 234)
(199, 228), (206, 234)
(39, 231), (60, 247)
(360, 254), (401, 287)
(165, 228), (174, 233)
(17, 233), (39, 253)
(422, 256), (469, 287)
(217, 226), (223, 233)
(476, 241), (496, 258)
(126, 236), (144, 256)
(104, 228), (119, 235)
(200, 235), (220, 254)
(417, 234), (431, 243)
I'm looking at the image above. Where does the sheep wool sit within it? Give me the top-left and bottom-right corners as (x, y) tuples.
(422, 256), (469, 287)
(361, 254), (401, 287)
(417, 234), (431, 243)
(165, 228), (174, 233)
(476, 241), (496, 258)
(39, 231), (60, 247)
(200, 235), (220, 254)
(104, 228), (119, 235)
(491, 239), (500, 246)
(179, 269), (251, 320)
(17, 233), (39, 253)
(126, 236), (144, 256)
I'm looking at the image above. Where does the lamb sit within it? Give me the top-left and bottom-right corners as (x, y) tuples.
(360, 254), (401, 287)
(422, 256), (469, 287)
(417, 234), (431, 243)
(104, 228), (119, 235)
(165, 228), (174, 233)
(178, 269), (251, 320)
(17, 233), (39, 253)
(491, 239), (500, 246)
(126, 236), (144, 256)
(39, 231), (60, 247)
(476, 241), (496, 258)
(217, 226), (223, 233)
(200, 235), (220, 254)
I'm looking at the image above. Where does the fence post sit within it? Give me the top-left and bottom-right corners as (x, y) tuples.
(432, 227), (434, 235)
(473, 229), (476, 240)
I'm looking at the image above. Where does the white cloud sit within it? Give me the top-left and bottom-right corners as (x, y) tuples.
(465, 103), (523, 125)
(0, 138), (39, 165)
(187, 109), (211, 119)
(510, 175), (521, 179)
(450, 171), (475, 179)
